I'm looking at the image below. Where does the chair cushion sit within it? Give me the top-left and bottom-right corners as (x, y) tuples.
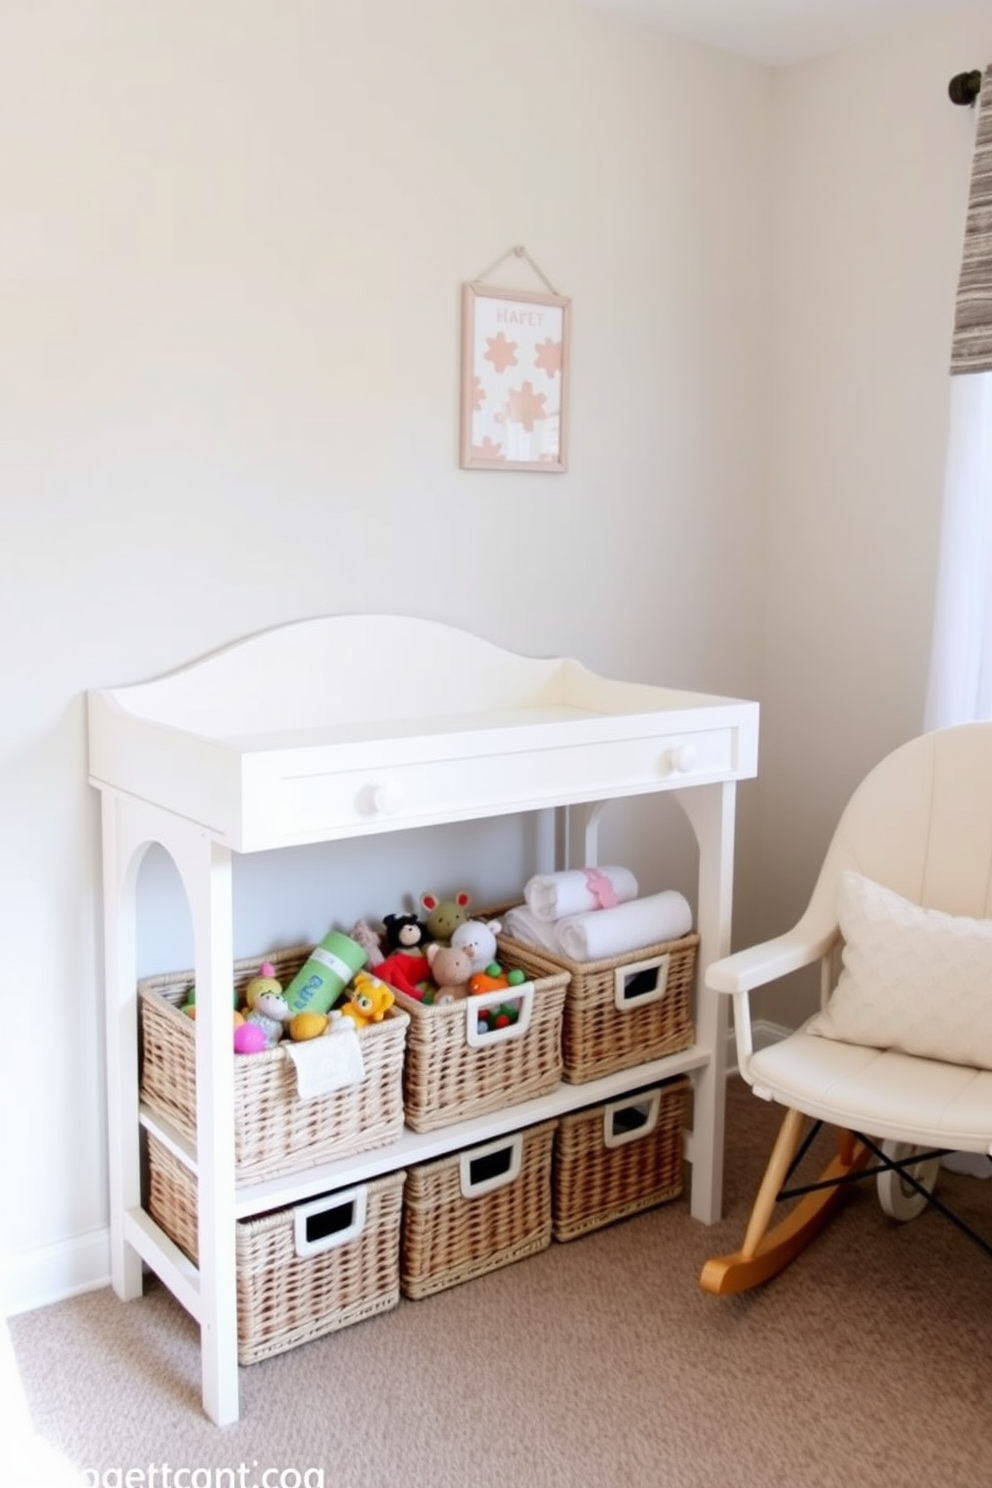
(806, 870), (992, 1070)
(749, 1033), (992, 1150)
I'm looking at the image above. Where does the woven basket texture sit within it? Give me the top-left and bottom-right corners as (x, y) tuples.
(392, 963), (568, 1133)
(146, 1133), (405, 1364)
(551, 1077), (690, 1242)
(400, 1119), (557, 1299)
(496, 929), (698, 1083)
(139, 944), (409, 1182)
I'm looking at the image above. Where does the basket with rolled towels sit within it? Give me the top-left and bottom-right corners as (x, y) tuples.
(498, 867), (698, 1083)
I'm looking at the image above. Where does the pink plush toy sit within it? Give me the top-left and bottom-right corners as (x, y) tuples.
(350, 919), (385, 968)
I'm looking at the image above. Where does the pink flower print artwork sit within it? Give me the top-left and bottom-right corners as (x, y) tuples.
(462, 285), (569, 470)
(534, 337), (562, 379)
(484, 333), (518, 375)
(471, 435), (503, 461)
(505, 382), (547, 435)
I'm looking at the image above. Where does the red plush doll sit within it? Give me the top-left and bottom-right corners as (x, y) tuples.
(376, 912), (432, 999)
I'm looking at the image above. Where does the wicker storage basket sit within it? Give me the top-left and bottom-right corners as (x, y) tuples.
(139, 945), (409, 1183)
(400, 1118), (557, 1299)
(552, 1077), (690, 1242)
(392, 963), (568, 1133)
(496, 928), (698, 1084)
(146, 1132), (405, 1364)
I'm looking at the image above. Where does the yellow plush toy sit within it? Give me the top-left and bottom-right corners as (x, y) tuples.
(339, 971), (395, 1026)
(244, 961), (282, 1010)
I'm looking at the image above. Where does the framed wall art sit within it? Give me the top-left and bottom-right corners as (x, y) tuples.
(460, 282), (571, 472)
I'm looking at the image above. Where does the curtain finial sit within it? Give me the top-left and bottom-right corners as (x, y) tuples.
(949, 70), (982, 106)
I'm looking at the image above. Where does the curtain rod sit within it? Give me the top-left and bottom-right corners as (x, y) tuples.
(949, 70), (982, 106)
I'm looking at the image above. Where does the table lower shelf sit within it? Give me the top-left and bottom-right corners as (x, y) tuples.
(140, 1043), (711, 1221)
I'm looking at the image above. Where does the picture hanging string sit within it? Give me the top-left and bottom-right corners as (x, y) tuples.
(474, 244), (561, 297)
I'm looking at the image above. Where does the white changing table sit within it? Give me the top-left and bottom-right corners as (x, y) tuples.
(88, 614), (759, 1425)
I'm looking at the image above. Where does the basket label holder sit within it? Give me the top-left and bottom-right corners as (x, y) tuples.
(613, 952), (670, 1012)
(459, 1132), (524, 1198)
(464, 980), (535, 1048)
(293, 1185), (368, 1258)
(603, 1089), (662, 1148)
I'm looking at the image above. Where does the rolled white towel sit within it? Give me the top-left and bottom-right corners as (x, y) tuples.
(524, 866), (639, 921)
(555, 891), (693, 963)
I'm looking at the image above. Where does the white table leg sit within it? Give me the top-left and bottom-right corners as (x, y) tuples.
(104, 797), (242, 1425)
(179, 834), (239, 1426)
(673, 781), (736, 1224)
(101, 794), (145, 1302)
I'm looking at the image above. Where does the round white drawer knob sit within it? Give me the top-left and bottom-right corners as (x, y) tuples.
(372, 780), (405, 815)
(668, 743), (696, 774)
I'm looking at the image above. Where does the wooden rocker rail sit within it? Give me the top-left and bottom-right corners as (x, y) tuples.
(700, 1112), (872, 1296)
(700, 1111), (992, 1297)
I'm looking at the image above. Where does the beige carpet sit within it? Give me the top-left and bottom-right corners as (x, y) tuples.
(8, 1079), (992, 1488)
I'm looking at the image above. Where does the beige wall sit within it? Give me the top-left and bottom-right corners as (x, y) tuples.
(1, 0), (771, 1308)
(753, 4), (992, 1023)
(2, 0), (989, 1310)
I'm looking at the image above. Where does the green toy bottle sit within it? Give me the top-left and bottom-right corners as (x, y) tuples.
(283, 929), (367, 1017)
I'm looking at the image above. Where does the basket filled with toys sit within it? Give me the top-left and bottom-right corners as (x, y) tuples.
(138, 930), (409, 1184)
(357, 891), (569, 1134)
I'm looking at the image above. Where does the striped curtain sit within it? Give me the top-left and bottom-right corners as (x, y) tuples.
(925, 67), (992, 730)
(951, 64), (992, 374)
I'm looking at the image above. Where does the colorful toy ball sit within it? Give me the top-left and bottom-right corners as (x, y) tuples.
(234, 1022), (267, 1054)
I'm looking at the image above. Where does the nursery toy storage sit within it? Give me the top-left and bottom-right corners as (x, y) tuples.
(88, 613), (759, 1425)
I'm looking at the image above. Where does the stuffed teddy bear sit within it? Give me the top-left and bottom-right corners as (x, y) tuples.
(383, 911), (428, 955)
(424, 943), (474, 1003)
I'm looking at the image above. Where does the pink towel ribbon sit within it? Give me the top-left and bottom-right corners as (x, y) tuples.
(583, 867), (619, 910)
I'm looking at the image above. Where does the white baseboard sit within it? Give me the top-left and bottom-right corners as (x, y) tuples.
(4, 1229), (110, 1320)
(5, 1017), (797, 1320)
(725, 1017), (791, 1074)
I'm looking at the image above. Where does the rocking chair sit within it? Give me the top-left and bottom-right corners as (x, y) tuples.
(700, 722), (992, 1295)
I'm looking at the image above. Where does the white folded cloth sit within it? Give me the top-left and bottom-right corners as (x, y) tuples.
(502, 905), (567, 954)
(284, 1019), (366, 1098)
(504, 891), (692, 963)
(524, 866), (638, 921)
(556, 891), (693, 961)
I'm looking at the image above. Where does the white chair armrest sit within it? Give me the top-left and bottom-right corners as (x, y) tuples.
(706, 925), (837, 995)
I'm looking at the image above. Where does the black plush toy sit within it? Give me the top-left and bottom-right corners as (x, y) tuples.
(382, 912), (427, 952)
(377, 912), (431, 1000)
